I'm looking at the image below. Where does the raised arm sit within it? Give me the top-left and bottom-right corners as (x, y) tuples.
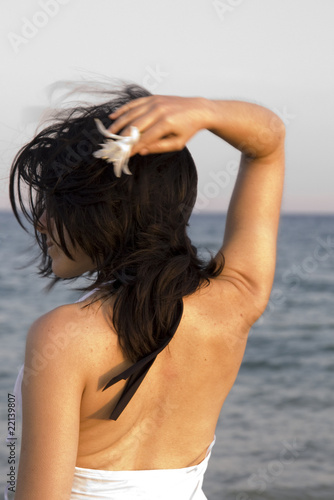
(205, 100), (285, 316)
(109, 95), (285, 319)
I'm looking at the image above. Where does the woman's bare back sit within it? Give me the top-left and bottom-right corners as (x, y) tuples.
(75, 275), (252, 471)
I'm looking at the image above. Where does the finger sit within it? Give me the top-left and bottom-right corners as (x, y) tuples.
(129, 121), (175, 155)
(131, 123), (186, 156)
(135, 136), (185, 156)
(108, 103), (152, 135)
(110, 100), (173, 140)
(109, 97), (152, 121)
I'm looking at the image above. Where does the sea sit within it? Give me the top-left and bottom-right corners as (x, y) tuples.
(0, 211), (333, 499)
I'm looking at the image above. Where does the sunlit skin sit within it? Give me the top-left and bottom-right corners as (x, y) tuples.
(14, 96), (285, 500)
(36, 211), (96, 279)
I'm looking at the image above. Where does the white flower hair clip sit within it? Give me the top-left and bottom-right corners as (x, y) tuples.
(93, 118), (140, 178)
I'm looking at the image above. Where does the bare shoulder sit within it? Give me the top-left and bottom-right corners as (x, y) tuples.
(24, 299), (116, 381)
(27, 302), (92, 350)
(17, 301), (106, 500)
(179, 275), (262, 365)
(177, 276), (258, 393)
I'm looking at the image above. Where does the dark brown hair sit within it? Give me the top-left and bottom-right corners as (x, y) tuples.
(9, 83), (224, 362)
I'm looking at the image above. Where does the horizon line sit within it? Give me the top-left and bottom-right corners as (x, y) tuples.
(0, 209), (333, 217)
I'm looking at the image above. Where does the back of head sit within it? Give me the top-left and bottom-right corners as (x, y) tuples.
(10, 82), (222, 362)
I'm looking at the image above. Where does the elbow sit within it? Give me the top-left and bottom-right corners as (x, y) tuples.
(254, 117), (285, 161)
(269, 114), (286, 148)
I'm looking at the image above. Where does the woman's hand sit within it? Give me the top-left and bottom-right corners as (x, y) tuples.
(108, 95), (213, 156)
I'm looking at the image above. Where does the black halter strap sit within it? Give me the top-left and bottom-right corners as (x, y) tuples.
(103, 299), (184, 420)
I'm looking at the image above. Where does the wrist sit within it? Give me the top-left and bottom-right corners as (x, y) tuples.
(196, 97), (218, 131)
(204, 99), (285, 158)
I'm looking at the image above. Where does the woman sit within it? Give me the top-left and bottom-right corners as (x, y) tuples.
(9, 84), (285, 499)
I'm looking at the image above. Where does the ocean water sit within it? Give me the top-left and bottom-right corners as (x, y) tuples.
(0, 211), (333, 499)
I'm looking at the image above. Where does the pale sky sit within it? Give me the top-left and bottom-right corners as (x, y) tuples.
(1, 0), (334, 213)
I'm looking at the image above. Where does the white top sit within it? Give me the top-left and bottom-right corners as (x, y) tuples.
(71, 439), (215, 499)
